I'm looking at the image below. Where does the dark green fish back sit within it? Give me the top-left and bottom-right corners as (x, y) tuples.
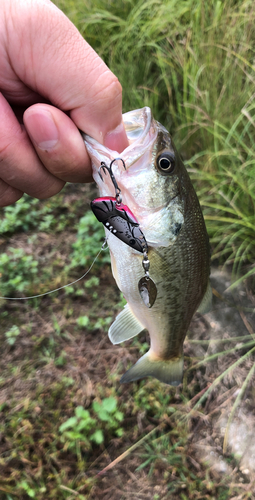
(153, 161), (210, 359)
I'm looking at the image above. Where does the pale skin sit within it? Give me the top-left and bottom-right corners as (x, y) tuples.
(0, 0), (129, 207)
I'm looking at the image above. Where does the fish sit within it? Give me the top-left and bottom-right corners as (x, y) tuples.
(83, 107), (211, 386)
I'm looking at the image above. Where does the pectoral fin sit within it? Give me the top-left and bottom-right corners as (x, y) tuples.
(197, 280), (212, 314)
(108, 304), (145, 345)
(120, 350), (183, 386)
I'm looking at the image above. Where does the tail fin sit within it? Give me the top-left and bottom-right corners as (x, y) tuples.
(120, 351), (183, 386)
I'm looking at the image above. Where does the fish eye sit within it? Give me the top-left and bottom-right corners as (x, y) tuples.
(157, 152), (176, 174)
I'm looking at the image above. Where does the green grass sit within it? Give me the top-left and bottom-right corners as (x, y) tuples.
(55, 0), (255, 283)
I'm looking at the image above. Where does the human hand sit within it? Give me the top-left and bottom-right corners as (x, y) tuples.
(0, 0), (128, 207)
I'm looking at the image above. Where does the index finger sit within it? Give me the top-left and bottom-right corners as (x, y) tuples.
(4, 0), (128, 151)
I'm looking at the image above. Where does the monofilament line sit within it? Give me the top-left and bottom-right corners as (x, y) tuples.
(0, 239), (108, 301)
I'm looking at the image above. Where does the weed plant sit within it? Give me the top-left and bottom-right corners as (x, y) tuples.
(0, 193), (77, 235)
(0, 248), (40, 297)
(59, 397), (123, 452)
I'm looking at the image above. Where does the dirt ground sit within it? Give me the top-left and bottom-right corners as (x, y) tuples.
(0, 185), (255, 499)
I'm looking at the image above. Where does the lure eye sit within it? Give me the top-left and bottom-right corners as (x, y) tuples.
(157, 152), (176, 174)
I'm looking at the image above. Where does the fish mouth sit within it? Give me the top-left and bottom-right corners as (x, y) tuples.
(83, 107), (158, 170)
(123, 107), (153, 148)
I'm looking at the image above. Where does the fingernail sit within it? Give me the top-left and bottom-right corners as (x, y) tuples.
(104, 121), (129, 153)
(25, 110), (59, 150)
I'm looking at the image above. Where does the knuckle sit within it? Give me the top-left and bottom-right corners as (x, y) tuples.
(0, 139), (14, 160)
(0, 126), (28, 164)
(34, 179), (65, 199)
(0, 181), (23, 207)
(95, 70), (122, 107)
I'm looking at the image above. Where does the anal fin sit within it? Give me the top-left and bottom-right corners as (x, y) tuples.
(108, 304), (145, 345)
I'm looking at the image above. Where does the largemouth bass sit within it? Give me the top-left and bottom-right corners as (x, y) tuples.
(84, 107), (211, 386)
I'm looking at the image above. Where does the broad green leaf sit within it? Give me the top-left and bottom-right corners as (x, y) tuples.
(102, 397), (117, 413)
(90, 430), (104, 444)
(59, 417), (77, 433)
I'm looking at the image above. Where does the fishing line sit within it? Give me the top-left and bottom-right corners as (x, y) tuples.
(0, 238), (108, 301)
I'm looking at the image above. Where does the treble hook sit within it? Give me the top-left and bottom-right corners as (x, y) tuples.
(99, 158), (126, 205)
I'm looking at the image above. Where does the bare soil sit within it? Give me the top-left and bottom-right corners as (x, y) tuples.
(0, 184), (255, 499)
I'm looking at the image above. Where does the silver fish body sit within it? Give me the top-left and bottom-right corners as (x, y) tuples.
(84, 107), (211, 385)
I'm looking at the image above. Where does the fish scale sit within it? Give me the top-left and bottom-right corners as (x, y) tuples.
(84, 107), (211, 386)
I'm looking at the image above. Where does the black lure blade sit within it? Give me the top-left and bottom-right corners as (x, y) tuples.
(91, 196), (148, 254)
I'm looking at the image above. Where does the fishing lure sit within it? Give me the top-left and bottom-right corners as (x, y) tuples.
(90, 158), (157, 308)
